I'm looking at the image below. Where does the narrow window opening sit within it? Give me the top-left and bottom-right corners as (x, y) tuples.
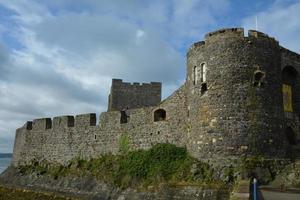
(120, 110), (129, 124)
(154, 109), (166, 122)
(193, 66), (197, 85)
(94, 135), (97, 140)
(201, 83), (207, 94)
(253, 70), (265, 87)
(157, 131), (160, 135)
(193, 63), (207, 86)
(200, 63), (207, 83)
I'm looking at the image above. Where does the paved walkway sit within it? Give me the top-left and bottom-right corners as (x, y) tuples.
(260, 188), (300, 200)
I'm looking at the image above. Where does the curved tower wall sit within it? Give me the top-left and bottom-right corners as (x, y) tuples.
(186, 28), (286, 159)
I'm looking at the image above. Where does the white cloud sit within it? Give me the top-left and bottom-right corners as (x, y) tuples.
(242, 0), (300, 53)
(0, 0), (231, 152)
(0, 43), (9, 78)
(0, 0), (50, 24)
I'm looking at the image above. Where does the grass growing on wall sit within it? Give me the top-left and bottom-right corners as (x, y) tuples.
(17, 145), (289, 190)
(118, 133), (130, 154)
(17, 144), (221, 189)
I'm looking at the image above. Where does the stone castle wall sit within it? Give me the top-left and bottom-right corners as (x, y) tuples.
(12, 85), (187, 166)
(280, 47), (300, 150)
(108, 79), (161, 111)
(11, 28), (300, 166)
(186, 28), (288, 159)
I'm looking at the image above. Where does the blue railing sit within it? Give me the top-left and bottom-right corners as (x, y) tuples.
(253, 178), (258, 200)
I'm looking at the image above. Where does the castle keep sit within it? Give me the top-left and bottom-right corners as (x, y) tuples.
(11, 28), (300, 166)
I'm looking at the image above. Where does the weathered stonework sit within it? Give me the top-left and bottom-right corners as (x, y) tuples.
(11, 28), (300, 166)
(108, 79), (161, 111)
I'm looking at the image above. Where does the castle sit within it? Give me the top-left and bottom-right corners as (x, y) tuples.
(11, 28), (300, 166)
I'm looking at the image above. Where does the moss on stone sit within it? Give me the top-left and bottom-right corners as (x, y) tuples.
(233, 156), (290, 184)
(17, 144), (230, 190)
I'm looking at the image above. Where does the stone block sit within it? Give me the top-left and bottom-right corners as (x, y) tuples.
(32, 118), (52, 131)
(53, 116), (74, 128)
(75, 113), (96, 127)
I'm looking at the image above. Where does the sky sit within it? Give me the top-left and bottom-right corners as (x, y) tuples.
(0, 0), (300, 153)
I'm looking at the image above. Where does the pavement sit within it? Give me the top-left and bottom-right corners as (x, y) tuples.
(231, 180), (250, 200)
(260, 187), (300, 200)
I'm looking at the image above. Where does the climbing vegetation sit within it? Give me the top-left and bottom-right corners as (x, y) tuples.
(18, 143), (225, 189)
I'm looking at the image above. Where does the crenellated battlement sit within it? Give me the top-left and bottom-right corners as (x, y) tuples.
(16, 121), (33, 132)
(32, 118), (52, 131)
(187, 41), (205, 57)
(205, 27), (244, 40)
(25, 121), (32, 130)
(19, 113), (97, 132)
(111, 79), (161, 88)
(109, 79), (161, 111)
(248, 30), (279, 44)
(75, 113), (96, 127)
(193, 41), (205, 47)
(204, 28), (278, 43)
(188, 28), (280, 57)
(53, 116), (74, 128)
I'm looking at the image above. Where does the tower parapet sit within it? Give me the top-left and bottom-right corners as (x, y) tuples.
(32, 118), (52, 131)
(204, 28), (244, 42)
(75, 113), (97, 127)
(108, 79), (161, 111)
(53, 116), (74, 128)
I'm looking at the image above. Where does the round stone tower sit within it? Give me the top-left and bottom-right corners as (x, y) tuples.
(186, 28), (287, 160)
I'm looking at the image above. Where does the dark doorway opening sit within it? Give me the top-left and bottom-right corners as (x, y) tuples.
(282, 66), (300, 116)
(154, 109), (166, 122)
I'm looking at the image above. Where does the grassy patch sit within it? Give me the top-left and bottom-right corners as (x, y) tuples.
(118, 133), (130, 154)
(18, 143), (227, 189)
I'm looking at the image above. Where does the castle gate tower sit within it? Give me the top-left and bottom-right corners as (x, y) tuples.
(185, 28), (287, 160)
